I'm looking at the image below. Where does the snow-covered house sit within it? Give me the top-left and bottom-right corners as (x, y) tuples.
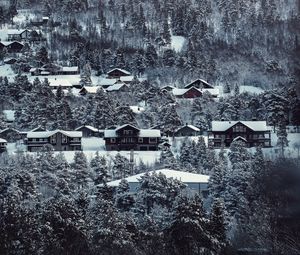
(0, 138), (7, 153)
(106, 68), (131, 79)
(0, 127), (22, 142)
(79, 86), (101, 95)
(174, 124), (200, 137)
(104, 124), (161, 151)
(75, 125), (103, 137)
(105, 83), (130, 92)
(208, 121), (271, 148)
(26, 130), (82, 152)
(7, 29), (30, 41)
(106, 169), (210, 196)
(0, 41), (24, 53)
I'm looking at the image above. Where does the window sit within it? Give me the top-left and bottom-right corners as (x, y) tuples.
(124, 130), (133, 135)
(62, 135), (67, 143)
(149, 138), (157, 143)
(138, 137), (143, 143)
(111, 138), (116, 143)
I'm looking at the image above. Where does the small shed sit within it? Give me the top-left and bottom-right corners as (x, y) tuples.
(75, 125), (102, 137)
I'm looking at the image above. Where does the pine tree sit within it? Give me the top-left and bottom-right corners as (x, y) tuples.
(112, 153), (131, 179)
(80, 62), (92, 87)
(72, 151), (90, 189)
(90, 152), (111, 185)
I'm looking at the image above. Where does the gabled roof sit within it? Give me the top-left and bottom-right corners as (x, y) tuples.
(184, 79), (214, 89)
(105, 83), (128, 92)
(0, 41), (24, 47)
(106, 169), (210, 187)
(27, 130), (82, 138)
(105, 125), (161, 138)
(30, 126), (47, 132)
(107, 68), (131, 75)
(0, 127), (20, 134)
(115, 124), (140, 132)
(177, 125), (200, 132)
(233, 136), (247, 142)
(61, 66), (79, 72)
(79, 86), (101, 94)
(172, 87), (202, 96)
(7, 29), (29, 35)
(0, 138), (7, 143)
(75, 125), (99, 132)
(211, 121), (269, 132)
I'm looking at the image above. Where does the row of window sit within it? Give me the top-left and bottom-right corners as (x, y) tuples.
(214, 134), (268, 139)
(110, 137), (157, 143)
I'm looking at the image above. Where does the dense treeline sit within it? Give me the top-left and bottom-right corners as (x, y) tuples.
(1, 75), (299, 137)
(0, 141), (299, 254)
(6, 0), (299, 88)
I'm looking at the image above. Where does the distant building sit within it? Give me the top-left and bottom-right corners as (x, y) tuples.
(172, 87), (219, 99)
(7, 29), (30, 41)
(106, 169), (210, 197)
(184, 79), (214, 89)
(30, 65), (79, 76)
(174, 124), (200, 136)
(107, 68), (131, 79)
(75, 125), (103, 137)
(0, 128), (22, 142)
(105, 83), (130, 93)
(104, 124), (161, 151)
(208, 121), (271, 148)
(79, 86), (100, 95)
(0, 138), (7, 153)
(48, 78), (73, 90)
(26, 130), (82, 152)
(0, 41), (24, 53)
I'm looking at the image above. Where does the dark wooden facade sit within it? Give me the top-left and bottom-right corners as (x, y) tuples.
(75, 126), (103, 137)
(178, 87), (202, 99)
(7, 30), (30, 41)
(0, 41), (24, 53)
(208, 122), (271, 148)
(174, 125), (200, 136)
(104, 124), (161, 151)
(26, 131), (82, 152)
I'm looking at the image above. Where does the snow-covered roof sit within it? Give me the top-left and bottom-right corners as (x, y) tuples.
(3, 110), (15, 122)
(177, 125), (200, 132)
(185, 79), (213, 89)
(75, 125), (99, 132)
(104, 126), (161, 138)
(105, 83), (128, 91)
(27, 130), (82, 138)
(48, 78), (73, 87)
(239, 86), (264, 94)
(106, 169), (210, 187)
(80, 86), (101, 94)
(211, 121), (269, 132)
(172, 88), (189, 96)
(0, 138), (7, 143)
(0, 41), (23, 46)
(107, 68), (131, 75)
(7, 29), (28, 35)
(98, 78), (118, 86)
(61, 66), (78, 72)
(119, 76), (135, 82)
(202, 88), (219, 96)
(115, 124), (139, 132)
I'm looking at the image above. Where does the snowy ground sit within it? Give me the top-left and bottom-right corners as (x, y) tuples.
(171, 35), (186, 52)
(6, 137), (161, 165)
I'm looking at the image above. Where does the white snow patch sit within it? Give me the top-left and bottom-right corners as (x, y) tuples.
(171, 35), (186, 52)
